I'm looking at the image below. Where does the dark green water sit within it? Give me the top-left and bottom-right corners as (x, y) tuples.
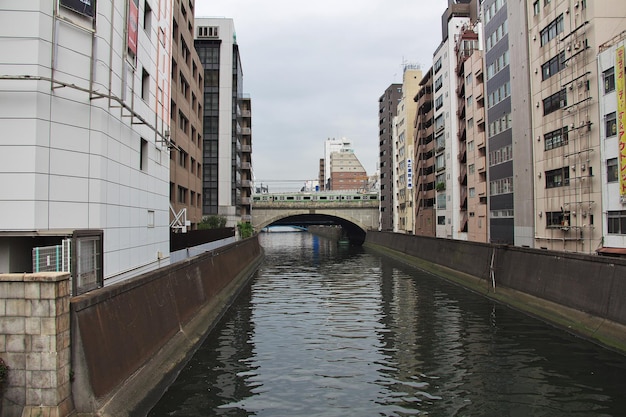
(148, 232), (626, 417)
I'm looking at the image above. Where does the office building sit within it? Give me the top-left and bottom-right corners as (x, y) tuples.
(195, 18), (252, 226)
(0, 1), (172, 285)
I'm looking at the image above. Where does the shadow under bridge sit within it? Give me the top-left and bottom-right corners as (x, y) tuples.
(251, 192), (380, 245)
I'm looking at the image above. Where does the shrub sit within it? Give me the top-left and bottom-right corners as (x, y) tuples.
(237, 222), (254, 239)
(198, 215), (227, 230)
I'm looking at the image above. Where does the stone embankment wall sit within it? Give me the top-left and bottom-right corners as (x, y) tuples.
(366, 231), (626, 352)
(0, 273), (73, 417)
(70, 236), (263, 417)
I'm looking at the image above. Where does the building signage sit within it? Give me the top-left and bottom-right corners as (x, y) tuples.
(617, 46), (626, 198)
(60, 0), (96, 18)
(407, 158), (413, 190)
(127, 0), (139, 57)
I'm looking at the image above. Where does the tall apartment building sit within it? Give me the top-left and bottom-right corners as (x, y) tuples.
(170, 0), (204, 231)
(394, 66), (422, 233)
(0, 1), (172, 284)
(597, 32), (626, 255)
(528, 0), (626, 253)
(378, 84), (403, 231)
(414, 68), (437, 236)
(455, 23), (488, 242)
(433, 1), (472, 239)
(194, 18), (252, 227)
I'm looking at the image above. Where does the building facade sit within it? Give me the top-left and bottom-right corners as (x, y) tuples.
(378, 84), (403, 231)
(0, 1), (172, 284)
(394, 66), (422, 233)
(414, 68), (437, 237)
(528, 0), (626, 253)
(433, 1), (472, 239)
(329, 150), (368, 191)
(170, 0), (204, 231)
(597, 32), (626, 255)
(195, 18), (251, 227)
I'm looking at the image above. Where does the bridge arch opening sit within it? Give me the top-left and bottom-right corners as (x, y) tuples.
(259, 213), (367, 245)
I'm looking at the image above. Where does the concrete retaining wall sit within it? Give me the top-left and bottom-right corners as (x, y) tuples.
(365, 231), (626, 351)
(70, 236), (263, 416)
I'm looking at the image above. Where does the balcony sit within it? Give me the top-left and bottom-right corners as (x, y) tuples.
(458, 164), (467, 184)
(240, 127), (251, 135)
(240, 144), (251, 153)
(476, 158), (486, 173)
(475, 132), (486, 149)
(458, 141), (467, 163)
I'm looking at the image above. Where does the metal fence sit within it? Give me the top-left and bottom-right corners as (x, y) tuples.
(32, 239), (71, 273)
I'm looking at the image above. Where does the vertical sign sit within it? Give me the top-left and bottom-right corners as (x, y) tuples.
(127, 0), (139, 57)
(407, 158), (413, 190)
(617, 46), (626, 198)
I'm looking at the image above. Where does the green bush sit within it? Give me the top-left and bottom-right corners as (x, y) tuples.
(198, 215), (227, 230)
(237, 222), (254, 239)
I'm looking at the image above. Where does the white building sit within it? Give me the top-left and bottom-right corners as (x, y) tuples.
(433, 6), (471, 240)
(598, 33), (626, 255)
(0, 1), (172, 287)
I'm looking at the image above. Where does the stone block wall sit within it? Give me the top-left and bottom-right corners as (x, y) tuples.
(0, 272), (73, 417)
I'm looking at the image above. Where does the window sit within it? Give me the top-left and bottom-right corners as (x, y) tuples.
(489, 144), (513, 166)
(469, 164), (475, 174)
(541, 52), (566, 81)
(434, 57), (442, 74)
(469, 187), (476, 198)
(177, 185), (187, 204)
(437, 216), (446, 225)
(544, 127), (568, 150)
(488, 113), (512, 137)
(604, 67), (615, 93)
(546, 211), (570, 228)
(140, 138), (148, 171)
(607, 158), (618, 183)
(143, 1), (152, 35)
(489, 177), (513, 195)
(435, 95), (444, 110)
(544, 0), (551, 5)
(608, 211), (626, 234)
(545, 167), (569, 188)
(540, 14), (564, 46)
(533, 0), (540, 15)
(178, 149), (187, 168)
(467, 95), (473, 107)
(141, 68), (150, 102)
(605, 112), (617, 137)
(487, 50), (509, 79)
(437, 193), (446, 209)
(436, 154), (445, 171)
(466, 73), (472, 85)
(434, 76), (443, 92)
(543, 89), (567, 116)
(435, 114), (445, 132)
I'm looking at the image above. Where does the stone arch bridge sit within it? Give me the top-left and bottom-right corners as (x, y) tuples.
(251, 192), (380, 245)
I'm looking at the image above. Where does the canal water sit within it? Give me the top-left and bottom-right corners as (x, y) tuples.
(148, 232), (626, 417)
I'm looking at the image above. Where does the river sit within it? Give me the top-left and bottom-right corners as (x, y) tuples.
(148, 232), (626, 416)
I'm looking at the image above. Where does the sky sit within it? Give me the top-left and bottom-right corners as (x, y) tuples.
(195, 0), (449, 192)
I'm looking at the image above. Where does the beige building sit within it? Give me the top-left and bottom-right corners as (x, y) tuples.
(528, 0), (626, 253)
(170, 0), (204, 231)
(456, 25), (488, 243)
(394, 65), (422, 233)
(329, 150), (368, 191)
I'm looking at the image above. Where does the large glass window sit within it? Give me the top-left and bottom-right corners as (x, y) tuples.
(540, 14), (564, 46)
(541, 52), (566, 81)
(543, 89), (567, 116)
(544, 127), (568, 150)
(545, 167), (569, 188)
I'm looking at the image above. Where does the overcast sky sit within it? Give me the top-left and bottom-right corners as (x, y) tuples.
(195, 0), (449, 192)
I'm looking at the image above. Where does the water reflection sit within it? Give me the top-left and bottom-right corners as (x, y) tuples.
(149, 233), (626, 417)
